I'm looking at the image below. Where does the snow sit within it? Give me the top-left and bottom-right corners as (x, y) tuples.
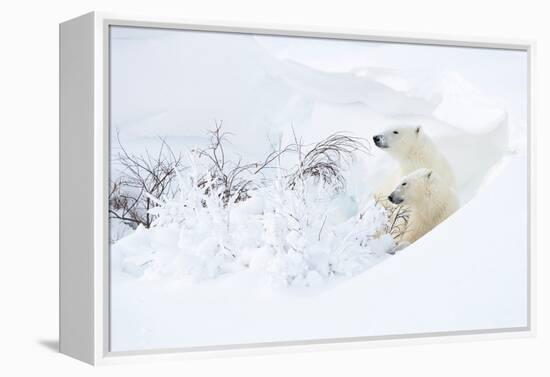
(113, 150), (394, 287)
(111, 152), (527, 351)
(109, 26), (528, 352)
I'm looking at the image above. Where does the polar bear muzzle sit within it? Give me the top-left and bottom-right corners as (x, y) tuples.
(388, 192), (403, 204)
(373, 135), (388, 148)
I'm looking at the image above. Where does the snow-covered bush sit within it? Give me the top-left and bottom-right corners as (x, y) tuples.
(109, 134), (183, 235)
(252, 174), (394, 287)
(113, 127), (396, 287)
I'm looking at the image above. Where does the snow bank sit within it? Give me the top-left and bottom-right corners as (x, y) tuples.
(111, 152), (527, 351)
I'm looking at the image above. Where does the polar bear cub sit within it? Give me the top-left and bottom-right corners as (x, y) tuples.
(373, 126), (456, 191)
(388, 168), (459, 245)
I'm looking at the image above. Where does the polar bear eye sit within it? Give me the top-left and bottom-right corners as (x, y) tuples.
(393, 131), (399, 135)
(402, 182), (407, 186)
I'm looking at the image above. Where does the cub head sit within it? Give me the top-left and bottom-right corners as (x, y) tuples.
(373, 126), (423, 155)
(388, 168), (435, 205)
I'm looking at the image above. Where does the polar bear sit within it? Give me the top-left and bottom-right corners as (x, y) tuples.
(373, 126), (456, 192)
(388, 168), (459, 246)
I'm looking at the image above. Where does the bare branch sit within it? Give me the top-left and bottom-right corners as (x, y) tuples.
(109, 134), (183, 229)
(286, 132), (370, 192)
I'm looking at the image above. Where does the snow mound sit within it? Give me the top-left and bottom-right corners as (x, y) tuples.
(410, 71), (507, 132)
(113, 148), (396, 288)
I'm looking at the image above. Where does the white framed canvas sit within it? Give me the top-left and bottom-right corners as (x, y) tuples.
(59, 12), (535, 365)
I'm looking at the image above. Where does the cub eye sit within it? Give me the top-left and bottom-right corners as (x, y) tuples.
(402, 182), (407, 186)
(393, 131), (399, 135)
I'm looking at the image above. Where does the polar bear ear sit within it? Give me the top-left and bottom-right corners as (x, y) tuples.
(415, 125), (422, 134)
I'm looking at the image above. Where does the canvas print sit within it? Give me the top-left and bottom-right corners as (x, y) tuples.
(108, 26), (528, 352)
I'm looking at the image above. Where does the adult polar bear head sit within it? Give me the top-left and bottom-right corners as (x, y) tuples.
(373, 125), (456, 190)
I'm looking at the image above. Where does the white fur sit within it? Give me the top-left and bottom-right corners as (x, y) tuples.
(389, 168), (459, 244)
(374, 126), (456, 192)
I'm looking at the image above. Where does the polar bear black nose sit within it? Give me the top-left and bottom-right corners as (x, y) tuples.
(388, 194), (394, 202)
(373, 135), (388, 148)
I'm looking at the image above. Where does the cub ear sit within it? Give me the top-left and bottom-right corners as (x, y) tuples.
(415, 125), (422, 134)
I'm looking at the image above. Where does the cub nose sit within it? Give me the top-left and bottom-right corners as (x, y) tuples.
(388, 194), (394, 203)
(373, 135), (381, 143)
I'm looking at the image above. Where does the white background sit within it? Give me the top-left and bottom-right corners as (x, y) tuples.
(0, 0), (547, 375)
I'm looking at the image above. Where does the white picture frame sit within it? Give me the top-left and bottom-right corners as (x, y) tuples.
(59, 11), (536, 365)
